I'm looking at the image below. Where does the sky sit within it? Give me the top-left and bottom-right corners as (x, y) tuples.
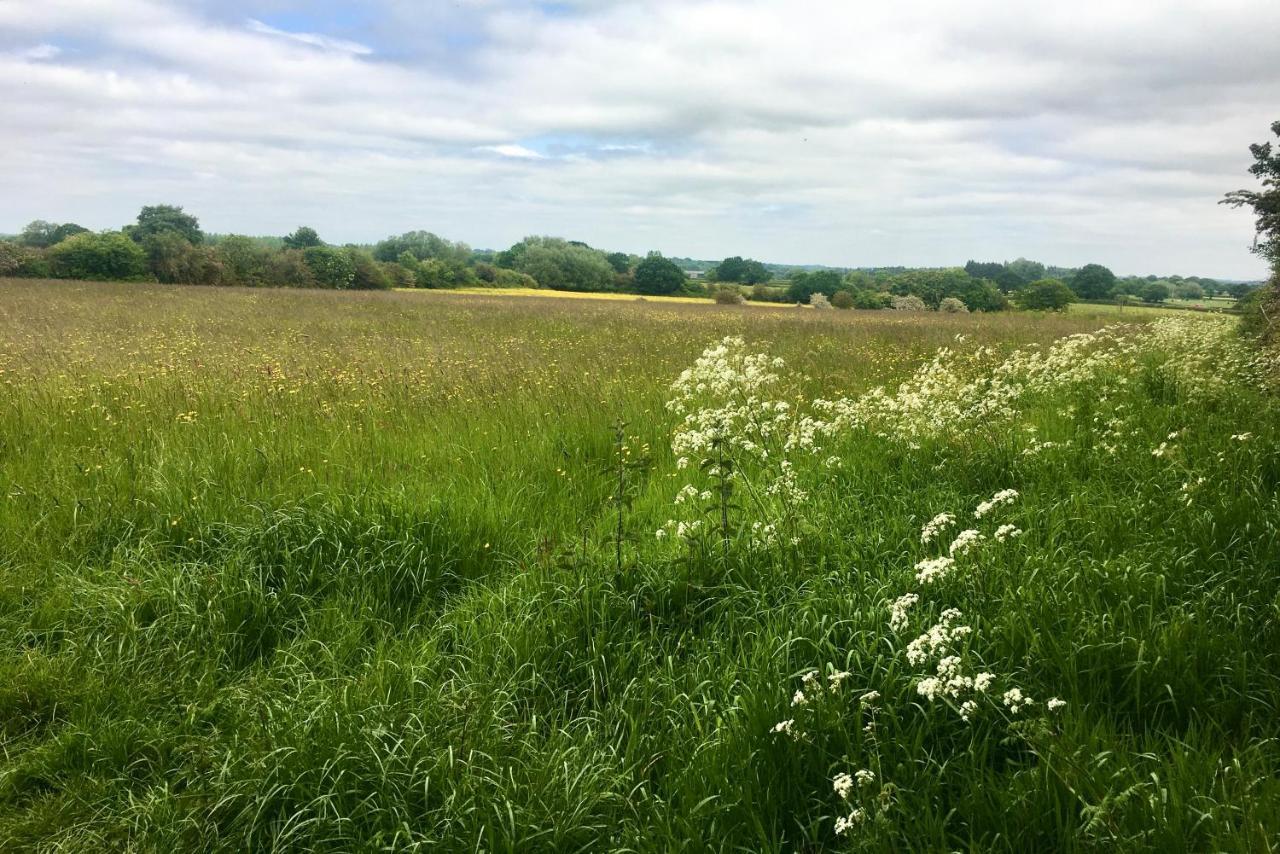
(2, 0), (1277, 279)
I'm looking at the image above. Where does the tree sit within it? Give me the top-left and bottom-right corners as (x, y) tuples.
(128, 205), (203, 245)
(1005, 258), (1046, 285)
(283, 226), (322, 249)
(1222, 120), (1280, 269)
(633, 252), (687, 295)
(786, 269), (842, 303)
(1139, 281), (1170, 304)
(18, 220), (60, 248)
(345, 248), (390, 290)
(302, 245), (356, 289)
(605, 252), (632, 274)
(144, 231), (222, 284)
(1173, 282), (1205, 300)
(964, 260), (1005, 280)
(47, 231), (148, 280)
(830, 290), (855, 309)
(742, 259), (771, 284)
(1016, 278), (1075, 311)
(504, 236), (615, 291)
(217, 235), (268, 286)
(712, 256), (748, 282)
(1071, 263), (1117, 300)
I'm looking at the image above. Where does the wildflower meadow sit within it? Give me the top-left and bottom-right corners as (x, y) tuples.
(2, 278), (1279, 850)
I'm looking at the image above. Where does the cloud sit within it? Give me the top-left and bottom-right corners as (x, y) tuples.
(0, 0), (1276, 278)
(477, 143), (546, 159)
(244, 18), (373, 55)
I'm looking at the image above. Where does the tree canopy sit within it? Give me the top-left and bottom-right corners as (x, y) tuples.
(127, 205), (203, 245)
(633, 252), (687, 295)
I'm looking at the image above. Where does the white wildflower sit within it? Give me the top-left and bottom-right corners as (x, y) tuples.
(833, 773), (855, 799)
(889, 593), (919, 632)
(948, 528), (984, 557)
(994, 524), (1022, 542)
(1047, 697), (1067, 712)
(915, 556), (957, 585)
(975, 489), (1019, 519)
(921, 511), (956, 544)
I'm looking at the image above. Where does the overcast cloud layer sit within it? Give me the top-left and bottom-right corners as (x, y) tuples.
(2, 0), (1277, 278)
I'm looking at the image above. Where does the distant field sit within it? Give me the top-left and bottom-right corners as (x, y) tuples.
(3, 278), (1279, 851)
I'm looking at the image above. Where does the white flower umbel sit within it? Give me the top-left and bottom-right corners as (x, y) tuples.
(920, 512), (955, 544)
(974, 489), (1019, 519)
(889, 593), (920, 631)
(993, 524), (1022, 542)
(948, 528), (984, 557)
(915, 556), (957, 585)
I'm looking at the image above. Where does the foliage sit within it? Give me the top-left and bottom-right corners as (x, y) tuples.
(345, 248), (391, 290)
(1221, 119), (1280, 270)
(786, 269), (843, 303)
(891, 294), (928, 311)
(711, 256), (772, 284)
(282, 226), (323, 249)
(302, 245), (356, 289)
(503, 236), (616, 292)
(216, 235), (269, 286)
(1139, 281), (1171, 304)
(633, 252), (687, 295)
(1017, 278), (1076, 311)
(262, 248), (317, 288)
(127, 204), (204, 245)
(939, 296), (969, 313)
(606, 252), (633, 274)
(713, 286), (747, 305)
(18, 220), (89, 248)
(0, 241), (49, 277)
(145, 232), (223, 285)
(830, 289), (855, 309)
(46, 231), (149, 280)
(809, 292), (833, 309)
(1071, 263), (1117, 300)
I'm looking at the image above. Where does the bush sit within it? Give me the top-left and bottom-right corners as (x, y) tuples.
(217, 236), (269, 286)
(809, 293), (833, 310)
(1017, 278), (1076, 311)
(853, 290), (892, 310)
(713, 287), (746, 305)
(0, 242), (49, 277)
(262, 249), (316, 288)
(1139, 281), (1171, 304)
(145, 232), (223, 285)
(634, 253), (687, 295)
(507, 237), (615, 292)
(47, 231), (148, 280)
(939, 297), (969, 313)
(891, 294), (928, 311)
(1239, 276), (1279, 343)
(830, 290), (855, 309)
(303, 246), (357, 289)
(345, 249), (391, 290)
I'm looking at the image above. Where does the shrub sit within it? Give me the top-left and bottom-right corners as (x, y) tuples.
(750, 284), (787, 303)
(345, 248), (391, 290)
(891, 294), (928, 311)
(263, 249), (317, 288)
(853, 289), (892, 309)
(0, 242), (48, 277)
(507, 237), (615, 292)
(830, 290), (855, 309)
(939, 297), (969, 313)
(633, 253), (687, 295)
(217, 236), (268, 286)
(47, 231), (148, 280)
(1017, 278), (1076, 311)
(303, 246), (357, 289)
(809, 292), (833, 310)
(1139, 281), (1171, 304)
(1239, 276), (1279, 344)
(713, 287), (746, 305)
(145, 232), (223, 285)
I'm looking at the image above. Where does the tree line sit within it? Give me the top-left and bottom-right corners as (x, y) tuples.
(0, 204), (1263, 312)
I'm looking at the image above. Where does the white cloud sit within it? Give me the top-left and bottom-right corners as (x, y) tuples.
(0, 0), (1276, 278)
(244, 19), (373, 55)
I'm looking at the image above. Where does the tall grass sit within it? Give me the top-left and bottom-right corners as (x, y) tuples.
(1, 279), (1278, 851)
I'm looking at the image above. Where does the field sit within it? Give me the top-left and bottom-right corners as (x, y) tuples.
(2, 278), (1280, 851)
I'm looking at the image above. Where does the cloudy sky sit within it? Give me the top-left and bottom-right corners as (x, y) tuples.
(2, 1), (1277, 278)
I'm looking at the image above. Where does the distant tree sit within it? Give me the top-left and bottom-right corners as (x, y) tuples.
(853, 289), (892, 309)
(1005, 257), (1046, 285)
(1070, 263), (1117, 300)
(1173, 282), (1205, 300)
(47, 231), (148, 280)
(1227, 282), (1255, 300)
(18, 220), (60, 248)
(890, 294), (928, 311)
(605, 252), (632, 274)
(786, 269), (842, 303)
(51, 222), (89, 244)
(504, 236), (615, 291)
(633, 252), (687, 295)
(741, 259), (771, 284)
(263, 249), (317, 288)
(964, 260), (1005, 280)
(282, 226), (323, 249)
(1139, 281), (1171, 304)
(217, 235), (267, 286)
(302, 245), (356, 289)
(712, 256), (748, 282)
(128, 205), (203, 245)
(939, 296), (969, 313)
(144, 231), (222, 284)
(830, 290), (855, 309)
(1017, 278), (1075, 311)
(345, 248), (391, 290)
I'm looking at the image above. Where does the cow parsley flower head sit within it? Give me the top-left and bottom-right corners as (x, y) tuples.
(833, 773), (854, 799)
(975, 488), (1019, 519)
(915, 556), (957, 584)
(1047, 697), (1067, 712)
(948, 528), (984, 557)
(921, 512), (955, 544)
(889, 593), (920, 631)
(994, 523), (1022, 542)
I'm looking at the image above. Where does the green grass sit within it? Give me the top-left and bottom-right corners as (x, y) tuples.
(2, 278), (1279, 851)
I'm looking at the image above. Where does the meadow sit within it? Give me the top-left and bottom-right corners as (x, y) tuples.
(2, 278), (1279, 851)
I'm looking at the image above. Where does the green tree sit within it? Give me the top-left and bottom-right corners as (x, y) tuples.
(505, 236), (615, 291)
(741, 259), (771, 284)
(1016, 278), (1075, 311)
(18, 220), (59, 248)
(1006, 257), (1046, 285)
(283, 226), (323, 249)
(1071, 263), (1117, 300)
(605, 252), (632, 274)
(47, 231), (148, 280)
(217, 236), (267, 286)
(1222, 120), (1280, 269)
(1139, 281), (1171, 304)
(633, 252), (687, 295)
(144, 232), (222, 284)
(1173, 282), (1205, 300)
(302, 245), (356, 289)
(786, 270), (842, 303)
(128, 205), (203, 245)
(345, 248), (390, 290)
